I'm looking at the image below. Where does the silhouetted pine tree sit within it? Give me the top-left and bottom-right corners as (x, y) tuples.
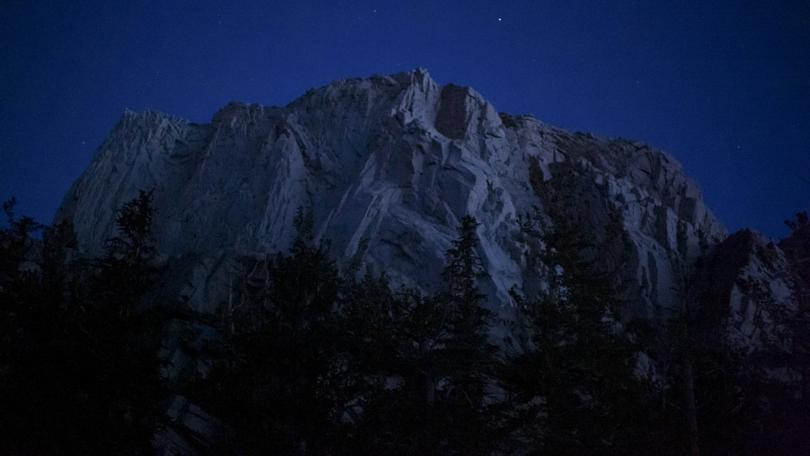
(0, 192), (165, 455)
(503, 209), (655, 454)
(321, 215), (499, 455)
(335, 270), (400, 450)
(0, 197), (53, 454)
(95, 189), (159, 319)
(340, 281), (449, 454)
(95, 190), (164, 454)
(435, 215), (499, 454)
(201, 208), (347, 455)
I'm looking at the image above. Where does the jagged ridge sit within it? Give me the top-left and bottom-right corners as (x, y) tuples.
(57, 68), (726, 319)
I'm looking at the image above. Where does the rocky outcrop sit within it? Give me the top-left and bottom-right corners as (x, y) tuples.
(694, 230), (799, 356)
(780, 213), (810, 306)
(155, 318), (227, 455)
(57, 68), (726, 320)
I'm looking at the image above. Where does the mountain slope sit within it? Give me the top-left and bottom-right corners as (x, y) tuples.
(57, 68), (726, 317)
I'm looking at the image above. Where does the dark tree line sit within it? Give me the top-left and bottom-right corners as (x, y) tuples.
(500, 210), (660, 455)
(192, 202), (661, 455)
(0, 191), (164, 455)
(2, 188), (809, 455)
(192, 212), (499, 455)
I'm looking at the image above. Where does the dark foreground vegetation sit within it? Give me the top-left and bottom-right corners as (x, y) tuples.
(1, 190), (809, 455)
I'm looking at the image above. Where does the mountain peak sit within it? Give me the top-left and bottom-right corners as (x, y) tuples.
(59, 70), (725, 317)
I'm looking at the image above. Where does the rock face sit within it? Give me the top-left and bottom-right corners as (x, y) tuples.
(695, 231), (799, 352)
(691, 228), (808, 390)
(57, 68), (727, 319)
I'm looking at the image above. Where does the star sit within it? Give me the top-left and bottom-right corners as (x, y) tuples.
(497, 17), (502, 22)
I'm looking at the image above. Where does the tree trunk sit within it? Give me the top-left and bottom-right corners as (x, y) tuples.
(679, 266), (700, 456)
(684, 357), (700, 456)
(424, 370), (435, 406)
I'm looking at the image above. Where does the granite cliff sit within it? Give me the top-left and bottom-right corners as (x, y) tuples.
(57, 68), (727, 320)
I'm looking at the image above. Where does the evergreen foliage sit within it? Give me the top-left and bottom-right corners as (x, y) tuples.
(500, 207), (657, 454)
(196, 212), (500, 454)
(435, 215), (499, 454)
(198, 208), (349, 454)
(2, 189), (808, 455)
(0, 193), (164, 455)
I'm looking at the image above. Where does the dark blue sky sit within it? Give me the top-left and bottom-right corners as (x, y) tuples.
(1, 0), (808, 237)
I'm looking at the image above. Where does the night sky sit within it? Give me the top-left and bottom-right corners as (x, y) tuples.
(1, 0), (808, 237)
